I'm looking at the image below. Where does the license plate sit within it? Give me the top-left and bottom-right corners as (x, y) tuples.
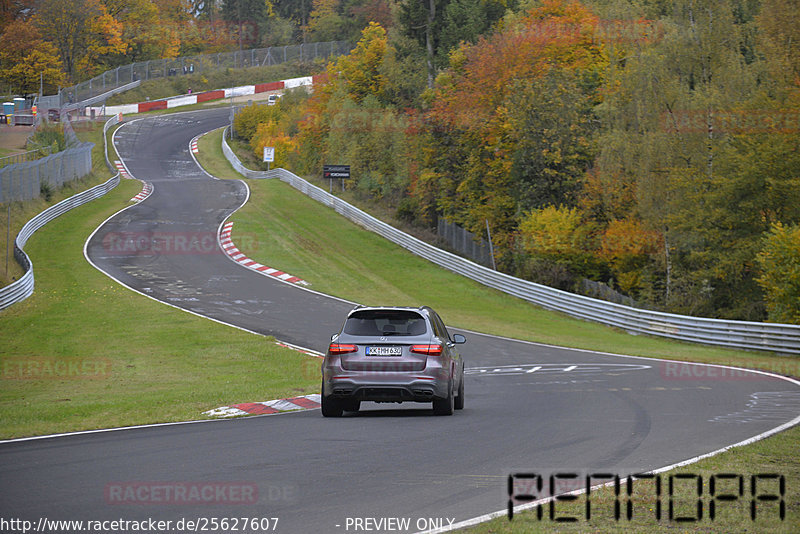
(366, 346), (402, 356)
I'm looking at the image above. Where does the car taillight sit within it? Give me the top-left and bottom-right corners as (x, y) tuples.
(410, 344), (442, 356)
(328, 343), (358, 355)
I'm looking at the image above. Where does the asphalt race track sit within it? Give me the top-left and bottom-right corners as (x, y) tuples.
(1, 109), (799, 533)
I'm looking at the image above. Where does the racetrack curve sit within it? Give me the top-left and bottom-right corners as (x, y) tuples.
(1, 109), (798, 533)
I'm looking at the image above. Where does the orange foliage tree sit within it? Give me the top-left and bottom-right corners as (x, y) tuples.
(415, 0), (607, 270)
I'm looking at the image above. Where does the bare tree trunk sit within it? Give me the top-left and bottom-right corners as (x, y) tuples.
(425, 0), (436, 88)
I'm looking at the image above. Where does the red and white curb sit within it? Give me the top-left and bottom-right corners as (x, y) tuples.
(203, 394), (321, 418)
(219, 221), (308, 285)
(116, 160), (153, 203)
(114, 160), (131, 178)
(190, 139), (199, 154)
(130, 181), (153, 203)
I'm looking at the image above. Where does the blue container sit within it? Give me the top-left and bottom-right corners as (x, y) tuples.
(13, 97), (25, 111)
(3, 102), (13, 115)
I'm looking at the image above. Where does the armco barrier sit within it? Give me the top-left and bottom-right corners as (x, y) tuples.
(222, 127), (273, 180)
(0, 115), (122, 311)
(220, 133), (800, 354)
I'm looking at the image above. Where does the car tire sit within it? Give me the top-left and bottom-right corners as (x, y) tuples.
(321, 395), (344, 417)
(321, 382), (344, 417)
(454, 374), (464, 410)
(432, 381), (455, 416)
(342, 400), (361, 412)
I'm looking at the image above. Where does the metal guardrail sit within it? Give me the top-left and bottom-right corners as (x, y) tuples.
(0, 146), (54, 169)
(221, 127), (271, 179)
(0, 115), (122, 311)
(60, 81), (141, 112)
(220, 133), (800, 354)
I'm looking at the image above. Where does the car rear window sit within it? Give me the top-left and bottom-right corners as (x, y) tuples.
(344, 310), (427, 337)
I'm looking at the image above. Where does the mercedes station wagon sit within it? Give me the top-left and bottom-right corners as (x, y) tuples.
(321, 306), (466, 417)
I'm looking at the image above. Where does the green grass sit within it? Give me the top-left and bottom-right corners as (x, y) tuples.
(196, 127), (240, 180)
(1, 120), (111, 288)
(0, 180), (320, 439)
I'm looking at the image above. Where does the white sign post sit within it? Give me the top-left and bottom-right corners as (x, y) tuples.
(263, 146), (275, 171)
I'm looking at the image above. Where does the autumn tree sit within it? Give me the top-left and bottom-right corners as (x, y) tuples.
(757, 223), (800, 324)
(1, 0), (34, 32)
(518, 205), (604, 287)
(331, 21), (389, 103)
(0, 19), (65, 94)
(222, 0), (272, 50)
(304, 0), (346, 42)
(416, 0), (606, 272)
(34, 0), (126, 81)
(757, 0), (800, 81)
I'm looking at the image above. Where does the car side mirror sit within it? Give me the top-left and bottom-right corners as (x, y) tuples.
(452, 334), (466, 344)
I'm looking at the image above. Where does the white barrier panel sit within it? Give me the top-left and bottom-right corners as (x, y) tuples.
(284, 76), (313, 89)
(104, 104), (139, 116)
(167, 95), (198, 108)
(225, 85), (256, 98)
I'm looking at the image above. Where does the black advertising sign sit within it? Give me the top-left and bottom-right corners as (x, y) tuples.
(323, 165), (350, 179)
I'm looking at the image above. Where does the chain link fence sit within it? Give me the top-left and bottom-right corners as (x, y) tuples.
(437, 218), (494, 269)
(0, 143), (93, 203)
(43, 41), (351, 111)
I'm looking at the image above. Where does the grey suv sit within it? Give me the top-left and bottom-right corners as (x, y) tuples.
(321, 306), (466, 417)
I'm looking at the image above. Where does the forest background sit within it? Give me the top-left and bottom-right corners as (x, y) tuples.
(2, 0), (799, 324)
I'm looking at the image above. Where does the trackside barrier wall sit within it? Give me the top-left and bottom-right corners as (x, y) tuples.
(220, 131), (800, 354)
(0, 115), (122, 310)
(52, 41), (351, 111)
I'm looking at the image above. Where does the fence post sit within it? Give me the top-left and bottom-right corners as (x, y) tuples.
(486, 219), (496, 270)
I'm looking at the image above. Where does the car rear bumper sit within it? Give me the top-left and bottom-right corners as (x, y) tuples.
(323, 373), (449, 402)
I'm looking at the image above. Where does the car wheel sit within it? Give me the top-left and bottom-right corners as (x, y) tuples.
(321, 395), (344, 417)
(432, 380), (455, 416)
(342, 400), (361, 412)
(454, 375), (464, 410)
(321, 382), (344, 417)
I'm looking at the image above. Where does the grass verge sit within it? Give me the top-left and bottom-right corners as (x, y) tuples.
(0, 120), (320, 440)
(1, 119), (112, 288)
